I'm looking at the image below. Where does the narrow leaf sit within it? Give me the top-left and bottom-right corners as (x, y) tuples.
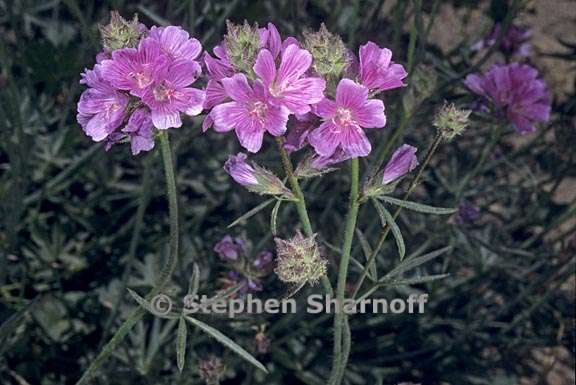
(379, 196), (457, 215)
(127, 288), (175, 319)
(184, 316), (268, 373)
(385, 246), (451, 279)
(187, 263), (200, 297)
(228, 198), (275, 228)
(355, 228), (377, 280)
(372, 199), (405, 260)
(379, 273), (450, 286)
(177, 317), (188, 372)
(270, 199), (282, 236)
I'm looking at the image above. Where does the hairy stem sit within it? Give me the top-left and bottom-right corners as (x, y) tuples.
(329, 157), (360, 385)
(276, 137), (333, 296)
(75, 131), (180, 385)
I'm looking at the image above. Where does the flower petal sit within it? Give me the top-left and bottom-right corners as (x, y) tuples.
(308, 121), (341, 157)
(354, 99), (386, 128)
(221, 74), (253, 103)
(254, 49), (277, 87)
(335, 79), (368, 110)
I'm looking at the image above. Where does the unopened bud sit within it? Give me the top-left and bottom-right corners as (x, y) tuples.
(99, 11), (146, 51)
(303, 24), (348, 80)
(362, 144), (418, 199)
(433, 102), (471, 141)
(224, 153), (295, 199)
(274, 232), (327, 285)
(224, 20), (261, 75)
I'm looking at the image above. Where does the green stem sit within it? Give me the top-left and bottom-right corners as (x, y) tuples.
(276, 138), (333, 296)
(329, 158), (360, 385)
(75, 131), (180, 385)
(352, 133), (442, 299)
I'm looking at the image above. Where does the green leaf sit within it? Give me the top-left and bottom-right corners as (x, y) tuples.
(271, 199), (282, 236)
(355, 228), (377, 280)
(184, 316), (268, 373)
(379, 273), (450, 286)
(385, 246), (451, 279)
(127, 289), (175, 319)
(187, 263), (200, 297)
(177, 317), (188, 372)
(372, 199), (405, 260)
(228, 198), (275, 228)
(379, 196), (457, 215)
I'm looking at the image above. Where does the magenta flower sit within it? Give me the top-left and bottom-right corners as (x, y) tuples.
(308, 79), (386, 158)
(211, 74), (289, 152)
(100, 38), (166, 97)
(141, 59), (205, 129)
(214, 235), (246, 261)
(254, 44), (325, 114)
(465, 63), (550, 134)
(224, 153), (258, 186)
(259, 22), (299, 59)
(148, 26), (202, 62)
(77, 64), (129, 141)
(382, 144), (419, 184)
(359, 42), (407, 92)
(122, 108), (155, 155)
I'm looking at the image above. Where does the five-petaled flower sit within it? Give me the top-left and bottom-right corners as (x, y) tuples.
(308, 79), (386, 158)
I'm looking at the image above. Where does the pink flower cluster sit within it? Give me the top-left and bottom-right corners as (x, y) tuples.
(77, 24), (205, 154)
(203, 23), (407, 160)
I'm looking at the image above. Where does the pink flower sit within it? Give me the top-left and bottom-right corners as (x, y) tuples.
(148, 26), (202, 62)
(100, 38), (167, 97)
(259, 22), (299, 59)
(308, 79), (386, 158)
(211, 74), (290, 153)
(465, 63), (550, 134)
(224, 153), (258, 186)
(122, 108), (155, 155)
(254, 44), (325, 114)
(77, 64), (129, 141)
(382, 144), (418, 184)
(141, 59), (205, 129)
(358, 41), (407, 92)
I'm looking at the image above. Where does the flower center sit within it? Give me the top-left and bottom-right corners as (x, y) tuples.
(129, 71), (152, 89)
(334, 107), (354, 126)
(249, 101), (268, 120)
(153, 82), (174, 102)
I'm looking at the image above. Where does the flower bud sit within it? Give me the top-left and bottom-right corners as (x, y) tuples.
(224, 153), (295, 199)
(362, 144), (418, 199)
(198, 355), (225, 385)
(303, 24), (348, 80)
(382, 144), (419, 184)
(274, 232), (327, 286)
(98, 11), (146, 51)
(224, 20), (261, 75)
(433, 102), (471, 141)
